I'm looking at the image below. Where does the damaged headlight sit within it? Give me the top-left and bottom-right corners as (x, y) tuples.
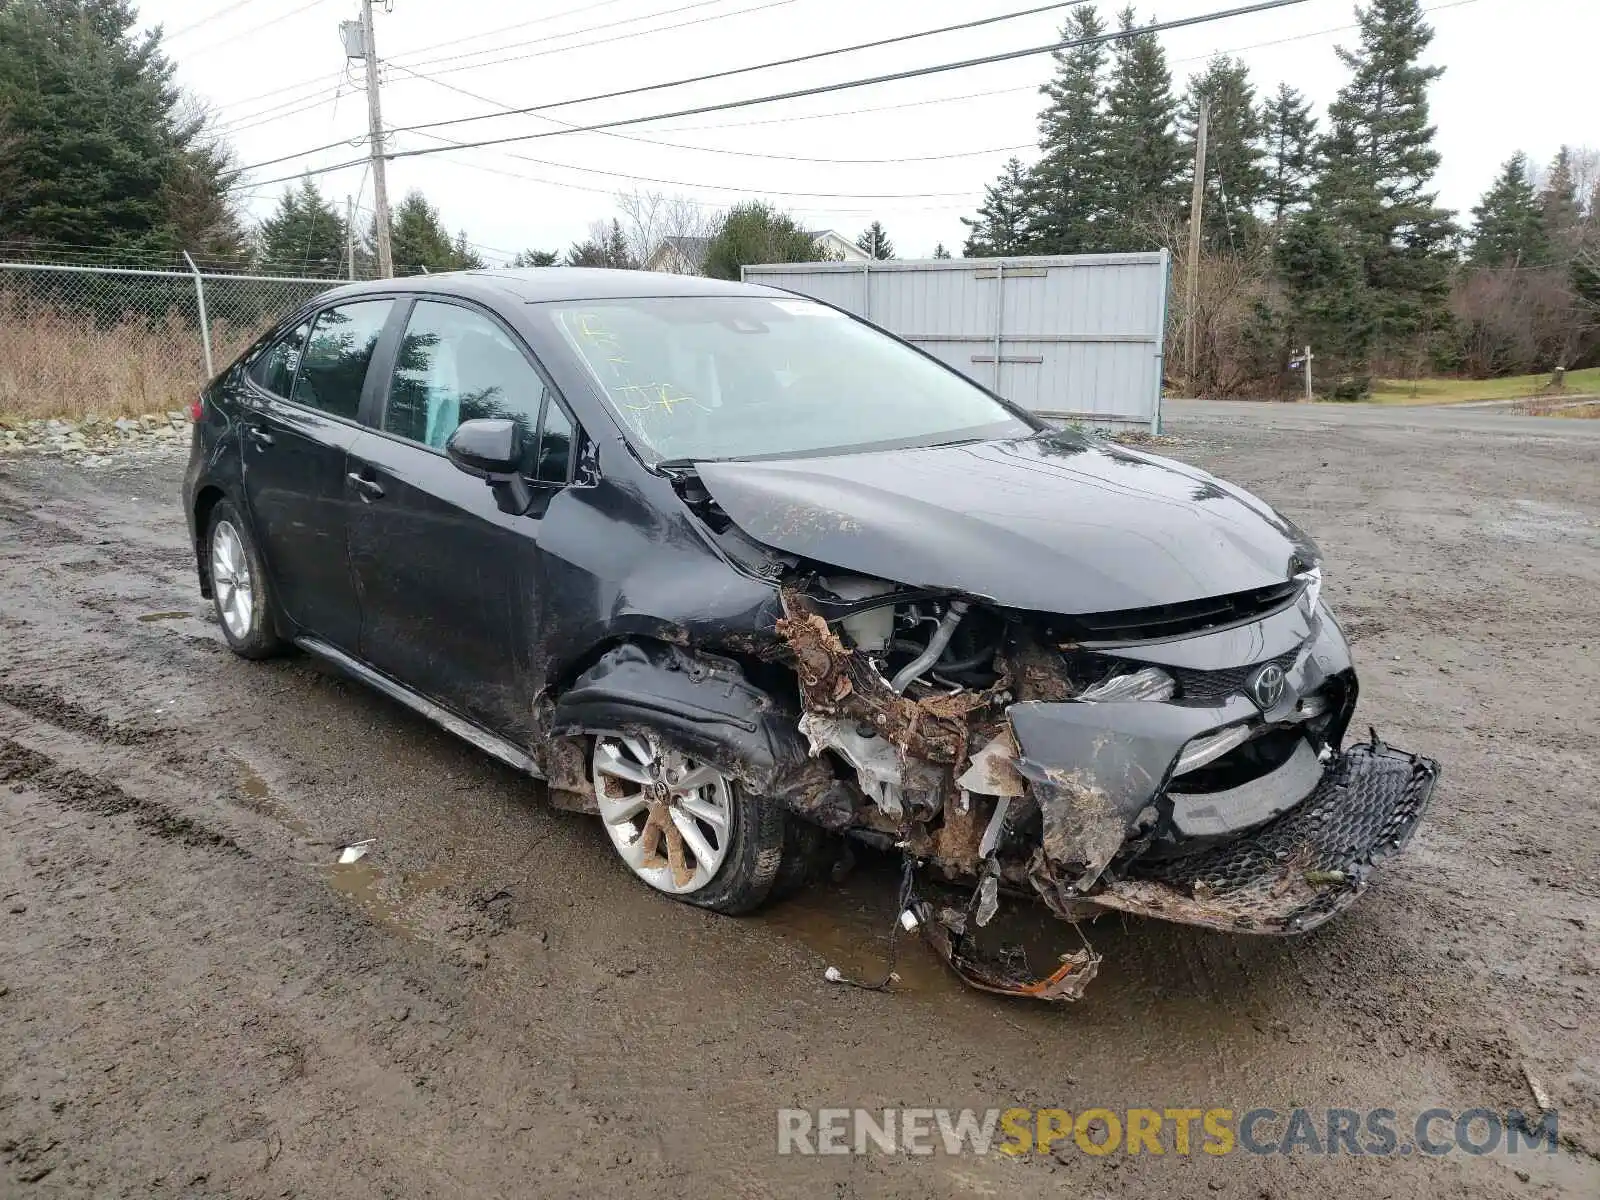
(1077, 665), (1176, 703)
(1295, 565), (1323, 618)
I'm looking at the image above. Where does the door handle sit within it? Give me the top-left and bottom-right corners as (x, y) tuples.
(245, 424), (274, 447)
(347, 472), (385, 501)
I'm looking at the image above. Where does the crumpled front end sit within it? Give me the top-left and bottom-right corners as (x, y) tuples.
(772, 576), (1440, 1002)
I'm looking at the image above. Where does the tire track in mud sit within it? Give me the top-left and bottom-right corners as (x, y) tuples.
(0, 682), (171, 747)
(0, 739), (239, 852)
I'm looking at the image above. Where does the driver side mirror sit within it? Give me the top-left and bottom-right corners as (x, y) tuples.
(446, 418), (533, 515)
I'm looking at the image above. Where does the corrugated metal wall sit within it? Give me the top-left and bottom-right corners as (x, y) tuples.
(742, 252), (1169, 431)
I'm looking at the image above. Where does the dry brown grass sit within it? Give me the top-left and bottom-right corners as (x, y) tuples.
(0, 304), (258, 421)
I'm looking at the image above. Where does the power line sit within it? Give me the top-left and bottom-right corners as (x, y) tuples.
(398, 1), (1092, 139)
(229, 0), (1311, 186)
(395, 143), (979, 216)
(403, 127), (980, 199)
(162, 0), (255, 41)
(201, 0), (656, 120)
(201, 0), (790, 134)
(397, 0), (765, 74)
(183, 0), (333, 57)
(386, 60), (1033, 167)
(639, 0), (1488, 138)
(396, 0), (800, 84)
(381, 0), (637, 63)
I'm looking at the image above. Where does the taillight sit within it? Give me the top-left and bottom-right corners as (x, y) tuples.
(190, 398), (204, 423)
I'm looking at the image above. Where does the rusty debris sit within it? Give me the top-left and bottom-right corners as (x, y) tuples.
(916, 901), (1101, 1002)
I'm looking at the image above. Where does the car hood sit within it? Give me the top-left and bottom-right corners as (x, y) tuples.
(694, 432), (1308, 614)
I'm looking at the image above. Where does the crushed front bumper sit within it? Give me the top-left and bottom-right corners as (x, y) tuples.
(918, 736), (1438, 1000)
(1091, 735), (1439, 933)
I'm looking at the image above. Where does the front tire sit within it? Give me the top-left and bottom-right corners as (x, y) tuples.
(591, 734), (785, 915)
(206, 500), (284, 660)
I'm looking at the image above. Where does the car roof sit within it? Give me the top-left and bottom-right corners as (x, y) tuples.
(311, 267), (792, 307)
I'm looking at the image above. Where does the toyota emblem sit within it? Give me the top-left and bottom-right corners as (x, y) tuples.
(1248, 662), (1287, 710)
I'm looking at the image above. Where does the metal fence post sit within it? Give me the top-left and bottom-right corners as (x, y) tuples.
(183, 251), (214, 380)
(993, 261), (1005, 392)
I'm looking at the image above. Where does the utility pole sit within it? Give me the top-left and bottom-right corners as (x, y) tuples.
(346, 194), (356, 280)
(1184, 96), (1209, 390)
(1303, 345), (1314, 403)
(361, 0), (393, 278)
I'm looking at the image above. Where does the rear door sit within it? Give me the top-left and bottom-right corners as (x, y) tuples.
(346, 297), (578, 738)
(239, 298), (395, 650)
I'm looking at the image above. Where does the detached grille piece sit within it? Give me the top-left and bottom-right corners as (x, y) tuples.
(1093, 737), (1439, 933)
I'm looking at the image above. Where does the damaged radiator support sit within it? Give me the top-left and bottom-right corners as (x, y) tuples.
(772, 584), (1440, 1001)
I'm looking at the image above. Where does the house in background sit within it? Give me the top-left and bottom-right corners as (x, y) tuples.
(645, 229), (870, 275)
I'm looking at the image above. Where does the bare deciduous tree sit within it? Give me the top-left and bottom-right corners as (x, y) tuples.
(615, 189), (720, 271)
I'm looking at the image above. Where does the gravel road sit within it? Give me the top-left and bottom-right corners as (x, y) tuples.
(1, 407), (1596, 1198)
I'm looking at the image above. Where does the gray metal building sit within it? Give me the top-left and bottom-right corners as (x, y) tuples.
(743, 251), (1170, 432)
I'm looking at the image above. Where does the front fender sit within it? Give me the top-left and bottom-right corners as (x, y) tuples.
(550, 641), (836, 811)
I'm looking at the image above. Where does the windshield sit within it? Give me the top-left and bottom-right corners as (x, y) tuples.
(543, 295), (1032, 462)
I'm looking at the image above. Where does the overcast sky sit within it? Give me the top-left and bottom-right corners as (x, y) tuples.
(135, 0), (1598, 263)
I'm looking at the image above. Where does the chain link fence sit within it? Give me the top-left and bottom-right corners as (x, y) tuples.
(0, 260), (346, 420)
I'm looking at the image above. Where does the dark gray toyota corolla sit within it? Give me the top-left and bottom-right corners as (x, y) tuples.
(183, 268), (1438, 1000)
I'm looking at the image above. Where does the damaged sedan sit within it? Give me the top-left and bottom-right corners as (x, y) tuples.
(183, 268), (1439, 1000)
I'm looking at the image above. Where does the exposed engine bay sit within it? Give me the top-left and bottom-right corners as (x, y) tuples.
(760, 568), (1438, 1001)
(551, 433), (1440, 1003)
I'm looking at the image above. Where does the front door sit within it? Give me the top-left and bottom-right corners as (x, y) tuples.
(239, 298), (394, 650)
(346, 297), (577, 739)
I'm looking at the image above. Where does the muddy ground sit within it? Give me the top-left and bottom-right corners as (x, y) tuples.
(1, 407), (1596, 1198)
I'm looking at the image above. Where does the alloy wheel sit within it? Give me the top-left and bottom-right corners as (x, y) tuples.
(592, 735), (734, 895)
(210, 519), (254, 641)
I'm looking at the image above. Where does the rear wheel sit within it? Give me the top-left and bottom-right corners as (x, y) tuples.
(592, 734), (784, 915)
(207, 500), (283, 660)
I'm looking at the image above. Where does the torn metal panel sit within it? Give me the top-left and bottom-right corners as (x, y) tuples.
(1008, 697), (1255, 891)
(798, 713), (909, 816)
(954, 729), (1025, 797)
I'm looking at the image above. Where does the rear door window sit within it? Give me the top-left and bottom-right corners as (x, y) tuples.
(383, 300), (552, 474)
(288, 299), (394, 420)
(248, 319), (311, 397)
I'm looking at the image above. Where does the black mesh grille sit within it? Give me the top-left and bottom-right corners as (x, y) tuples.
(1171, 648), (1302, 707)
(1118, 738), (1439, 931)
(1067, 579), (1302, 643)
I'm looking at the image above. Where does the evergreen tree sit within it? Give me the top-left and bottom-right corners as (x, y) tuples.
(932, 243), (952, 259)
(1262, 83), (1318, 225)
(160, 117), (250, 266)
(1467, 153), (1548, 267)
(257, 179), (346, 277)
(450, 229), (485, 270)
(1101, 6), (1183, 249)
(566, 219), (637, 269)
(702, 202), (815, 280)
(0, 0), (235, 255)
(962, 157), (1034, 256)
(1181, 56), (1266, 250)
(1024, 4), (1111, 253)
(386, 190), (456, 275)
(1539, 146), (1581, 234)
(1275, 207), (1377, 393)
(1316, 0), (1456, 354)
(856, 221), (894, 259)
(512, 248), (560, 267)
